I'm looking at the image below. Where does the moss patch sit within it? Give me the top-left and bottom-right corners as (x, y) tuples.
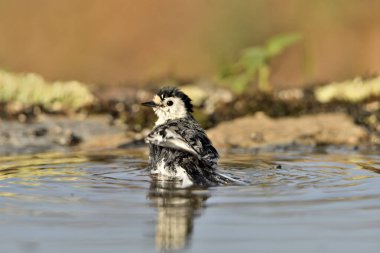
(0, 69), (95, 113)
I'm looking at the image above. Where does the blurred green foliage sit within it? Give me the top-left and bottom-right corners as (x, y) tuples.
(0, 69), (95, 112)
(218, 33), (302, 93)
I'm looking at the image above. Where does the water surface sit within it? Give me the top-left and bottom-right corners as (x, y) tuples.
(0, 149), (379, 253)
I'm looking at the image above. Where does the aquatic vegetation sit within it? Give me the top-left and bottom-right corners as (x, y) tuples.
(218, 33), (302, 93)
(315, 76), (380, 103)
(0, 69), (95, 113)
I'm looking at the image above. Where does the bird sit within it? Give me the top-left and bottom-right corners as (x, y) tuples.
(141, 87), (239, 187)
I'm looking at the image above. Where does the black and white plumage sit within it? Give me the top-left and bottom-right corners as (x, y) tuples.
(142, 87), (236, 187)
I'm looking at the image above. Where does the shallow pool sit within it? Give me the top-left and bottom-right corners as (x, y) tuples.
(1, 148), (379, 253)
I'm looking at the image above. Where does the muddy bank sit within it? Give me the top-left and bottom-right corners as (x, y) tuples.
(0, 111), (377, 156)
(1, 73), (379, 155)
(207, 112), (372, 149)
(99, 84), (380, 143)
(0, 116), (131, 155)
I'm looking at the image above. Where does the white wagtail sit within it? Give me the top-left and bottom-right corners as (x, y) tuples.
(142, 87), (239, 187)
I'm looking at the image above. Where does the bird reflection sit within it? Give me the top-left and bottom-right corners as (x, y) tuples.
(147, 179), (209, 251)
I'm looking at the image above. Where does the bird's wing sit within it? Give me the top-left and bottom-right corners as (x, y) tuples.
(145, 127), (202, 159)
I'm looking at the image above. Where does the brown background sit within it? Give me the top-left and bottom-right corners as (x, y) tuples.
(0, 0), (380, 88)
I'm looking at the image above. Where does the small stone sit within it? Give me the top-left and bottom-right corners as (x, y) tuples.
(33, 127), (48, 137)
(18, 114), (27, 123)
(57, 131), (82, 146)
(66, 133), (82, 146)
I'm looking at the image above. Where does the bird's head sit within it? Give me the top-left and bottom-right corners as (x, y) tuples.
(142, 87), (193, 125)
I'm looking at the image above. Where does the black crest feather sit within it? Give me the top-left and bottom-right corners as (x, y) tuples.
(157, 87), (193, 113)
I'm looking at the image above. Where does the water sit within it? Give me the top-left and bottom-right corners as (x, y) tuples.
(0, 148), (380, 253)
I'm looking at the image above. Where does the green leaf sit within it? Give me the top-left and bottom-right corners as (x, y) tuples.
(266, 33), (302, 57)
(217, 32), (303, 93)
(240, 47), (267, 70)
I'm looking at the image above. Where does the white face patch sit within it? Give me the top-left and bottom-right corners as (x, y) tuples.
(154, 97), (188, 126)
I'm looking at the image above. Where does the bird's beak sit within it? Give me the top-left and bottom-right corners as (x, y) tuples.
(141, 101), (158, 107)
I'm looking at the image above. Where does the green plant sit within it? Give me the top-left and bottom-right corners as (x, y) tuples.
(219, 33), (302, 93)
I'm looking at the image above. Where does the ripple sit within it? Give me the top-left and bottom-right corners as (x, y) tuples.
(0, 149), (379, 253)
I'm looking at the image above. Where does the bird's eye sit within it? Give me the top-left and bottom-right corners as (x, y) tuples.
(166, 100), (173, 106)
